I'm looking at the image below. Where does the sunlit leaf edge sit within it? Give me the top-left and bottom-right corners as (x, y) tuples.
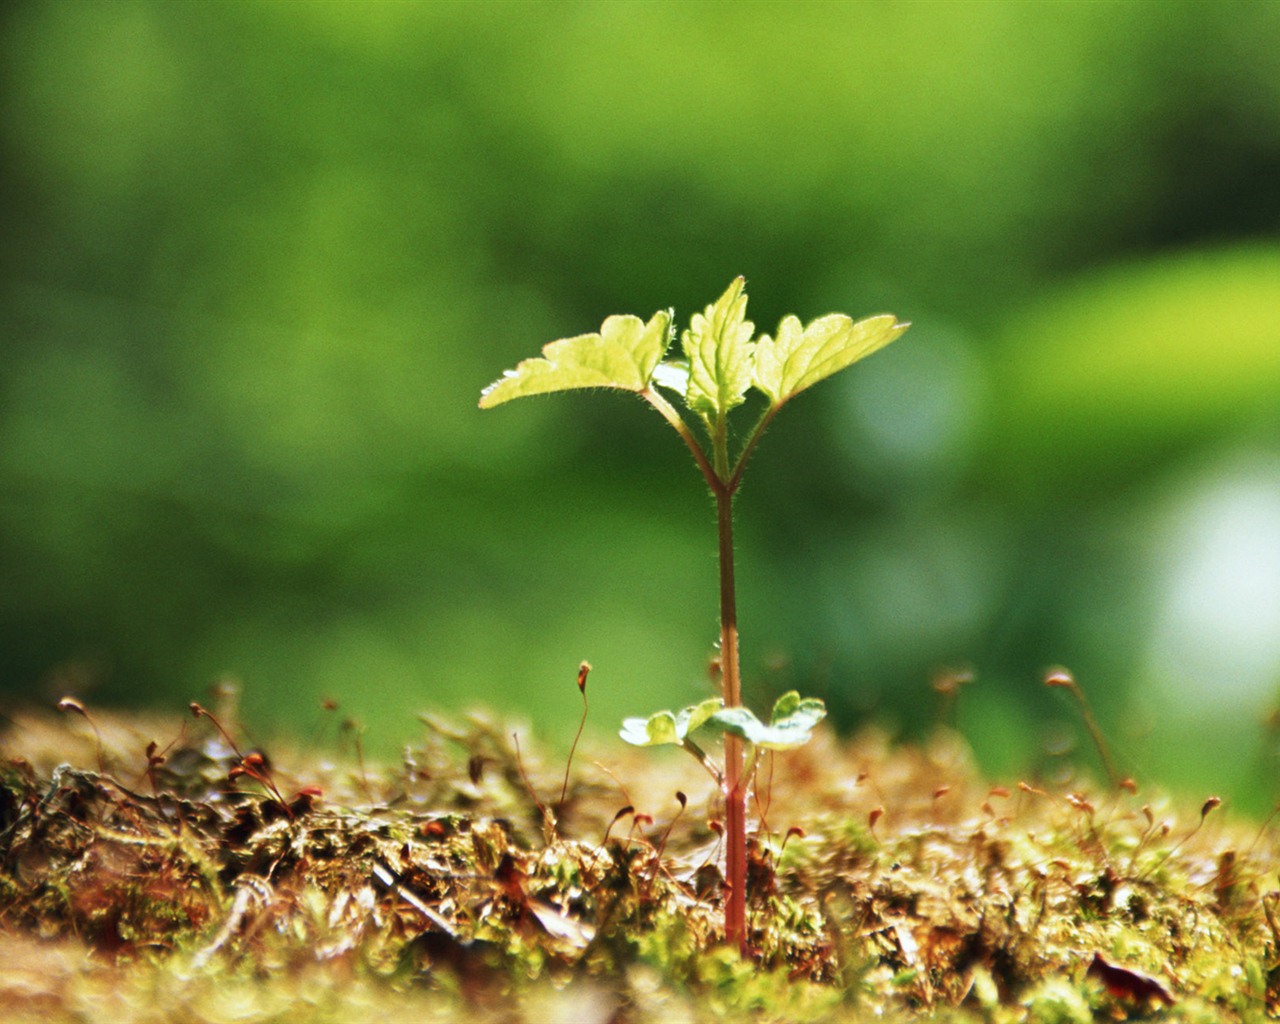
(753, 313), (909, 406)
(479, 309), (673, 409)
(704, 692), (827, 750)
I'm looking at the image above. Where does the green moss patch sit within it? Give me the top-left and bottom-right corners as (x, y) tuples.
(0, 705), (1275, 1022)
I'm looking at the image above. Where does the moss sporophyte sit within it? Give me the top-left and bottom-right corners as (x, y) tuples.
(480, 278), (909, 951)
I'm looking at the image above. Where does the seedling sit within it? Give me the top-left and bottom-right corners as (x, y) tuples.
(480, 277), (908, 949)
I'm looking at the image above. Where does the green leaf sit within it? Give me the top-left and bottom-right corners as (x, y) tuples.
(682, 277), (755, 420)
(619, 697), (724, 747)
(768, 690), (826, 734)
(651, 359), (690, 395)
(753, 312), (909, 407)
(479, 309), (673, 409)
(704, 691), (826, 750)
(620, 710), (679, 747)
(681, 697), (726, 736)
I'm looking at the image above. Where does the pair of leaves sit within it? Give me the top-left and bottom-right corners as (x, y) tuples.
(619, 691), (826, 752)
(618, 697), (723, 748)
(478, 279), (908, 416)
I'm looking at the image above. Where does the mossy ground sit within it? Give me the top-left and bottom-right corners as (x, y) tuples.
(0, 698), (1277, 1023)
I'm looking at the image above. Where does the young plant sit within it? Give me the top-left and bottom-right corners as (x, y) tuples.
(480, 277), (908, 950)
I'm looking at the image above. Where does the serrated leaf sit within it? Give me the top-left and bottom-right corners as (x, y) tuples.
(682, 277), (755, 419)
(619, 698), (724, 747)
(479, 309), (672, 409)
(753, 312), (909, 407)
(704, 692), (827, 750)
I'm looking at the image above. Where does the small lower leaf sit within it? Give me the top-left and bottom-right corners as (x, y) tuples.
(680, 697), (725, 736)
(770, 691), (826, 732)
(620, 711), (680, 747)
(619, 698), (724, 747)
(651, 359), (690, 395)
(704, 693), (827, 750)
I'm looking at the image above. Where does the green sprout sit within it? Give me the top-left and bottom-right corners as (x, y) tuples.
(480, 278), (908, 951)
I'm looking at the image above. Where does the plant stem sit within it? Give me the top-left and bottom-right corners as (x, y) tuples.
(715, 480), (748, 950)
(708, 405), (749, 950)
(641, 389), (718, 485)
(680, 738), (724, 786)
(643, 385), (749, 951)
(728, 402), (780, 493)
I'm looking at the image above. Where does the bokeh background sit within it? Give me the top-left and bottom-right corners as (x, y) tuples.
(3, 1), (1279, 808)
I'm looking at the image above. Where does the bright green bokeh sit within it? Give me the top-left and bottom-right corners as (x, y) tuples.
(2, 1), (1278, 806)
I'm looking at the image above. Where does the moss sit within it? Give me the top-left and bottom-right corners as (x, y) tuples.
(0, 705), (1275, 1022)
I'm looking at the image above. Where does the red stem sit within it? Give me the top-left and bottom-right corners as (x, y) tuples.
(715, 482), (747, 950)
(643, 385), (754, 951)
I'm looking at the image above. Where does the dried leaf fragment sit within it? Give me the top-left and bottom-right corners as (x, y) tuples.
(1087, 952), (1174, 1008)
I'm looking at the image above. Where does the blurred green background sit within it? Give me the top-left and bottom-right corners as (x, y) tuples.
(3, 1), (1280, 807)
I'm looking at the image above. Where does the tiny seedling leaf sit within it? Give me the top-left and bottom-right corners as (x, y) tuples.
(769, 690), (826, 734)
(620, 710), (680, 747)
(652, 359), (690, 395)
(479, 309), (673, 408)
(753, 312), (909, 407)
(682, 277), (755, 420)
(619, 698), (724, 747)
(680, 697), (726, 737)
(705, 691), (827, 750)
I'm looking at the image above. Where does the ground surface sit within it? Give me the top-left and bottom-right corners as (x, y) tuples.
(0, 699), (1276, 1023)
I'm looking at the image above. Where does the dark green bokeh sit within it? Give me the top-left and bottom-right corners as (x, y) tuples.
(3, 1), (1279, 807)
